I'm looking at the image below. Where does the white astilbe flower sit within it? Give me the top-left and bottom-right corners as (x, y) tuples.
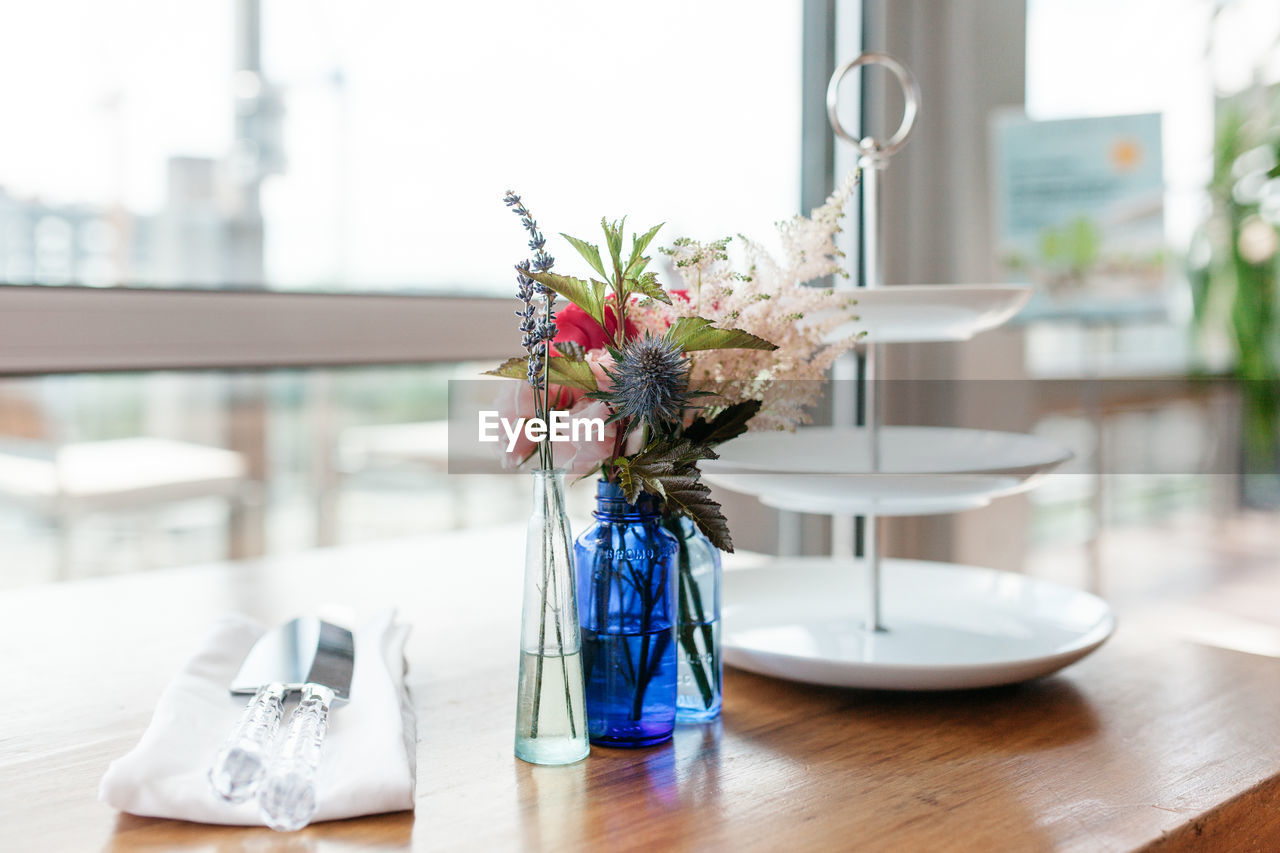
(649, 169), (864, 431)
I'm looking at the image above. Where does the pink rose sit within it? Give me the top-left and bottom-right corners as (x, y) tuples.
(553, 398), (618, 478)
(623, 426), (646, 456)
(584, 348), (615, 391)
(492, 380), (538, 469)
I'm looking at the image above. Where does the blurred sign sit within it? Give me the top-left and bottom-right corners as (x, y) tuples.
(993, 112), (1166, 321)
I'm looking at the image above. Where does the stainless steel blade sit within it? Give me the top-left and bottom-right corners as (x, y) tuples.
(231, 617), (355, 700)
(306, 619), (355, 701)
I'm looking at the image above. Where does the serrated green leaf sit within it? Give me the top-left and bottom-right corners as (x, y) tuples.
(629, 438), (718, 472)
(614, 458), (641, 503)
(523, 269), (608, 330)
(666, 316), (778, 352)
(661, 475), (733, 552)
(683, 400), (762, 446)
(547, 356), (598, 392)
(613, 436), (732, 550)
(556, 340), (587, 359)
(483, 356), (528, 380)
(630, 222), (664, 264)
(483, 355), (597, 392)
(626, 270), (672, 305)
(601, 217), (625, 281)
(560, 233), (608, 280)
(625, 222), (664, 277)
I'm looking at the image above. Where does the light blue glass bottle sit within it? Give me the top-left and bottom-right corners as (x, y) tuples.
(665, 514), (723, 722)
(515, 469), (589, 765)
(576, 481), (679, 747)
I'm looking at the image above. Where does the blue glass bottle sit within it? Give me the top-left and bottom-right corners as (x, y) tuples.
(575, 481), (678, 747)
(664, 514), (723, 722)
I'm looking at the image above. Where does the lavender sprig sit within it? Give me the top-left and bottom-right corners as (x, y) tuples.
(504, 191), (557, 289)
(514, 262), (546, 386)
(505, 192), (559, 385)
(505, 190), (560, 470)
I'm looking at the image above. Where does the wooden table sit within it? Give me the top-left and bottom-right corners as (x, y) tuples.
(5, 515), (1280, 851)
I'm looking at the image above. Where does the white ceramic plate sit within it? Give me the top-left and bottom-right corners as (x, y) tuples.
(723, 558), (1115, 690)
(811, 284), (1032, 344)
(703, 426), (1073, 516)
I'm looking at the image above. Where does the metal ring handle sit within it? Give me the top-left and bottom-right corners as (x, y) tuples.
(826, 52), (921, 159)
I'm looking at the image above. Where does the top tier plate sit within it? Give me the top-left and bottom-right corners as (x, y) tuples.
(815, 284), (1032, 344)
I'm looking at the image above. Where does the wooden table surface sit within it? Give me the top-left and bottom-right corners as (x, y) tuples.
(4, 515), (1280, 852)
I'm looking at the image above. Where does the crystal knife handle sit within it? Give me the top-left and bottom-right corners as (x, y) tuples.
(258, 683), (334, 832)
(209, 683), (287, 803)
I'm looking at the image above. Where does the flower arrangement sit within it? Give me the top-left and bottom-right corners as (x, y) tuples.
(492, 196), (776, 551)
(494, 181), (863, 735)
(490, 175), (864, 551)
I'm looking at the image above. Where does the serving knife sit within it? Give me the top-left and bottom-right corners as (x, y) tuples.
(208, 617), (354, 829)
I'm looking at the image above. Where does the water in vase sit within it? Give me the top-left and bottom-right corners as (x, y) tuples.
(676, 616), (722, 721)
(582, 626), (676, 747)
(515, 649), (589, 765)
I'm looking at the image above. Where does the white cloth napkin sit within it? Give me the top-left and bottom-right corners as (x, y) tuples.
(99, 610), (416, 826)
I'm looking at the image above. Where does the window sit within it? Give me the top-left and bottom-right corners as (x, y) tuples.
(0, 1), (803, 293)
(0, 0), (812, 586)
(1023, 0), (1215, 376)
(1022, 0), (1280, 551)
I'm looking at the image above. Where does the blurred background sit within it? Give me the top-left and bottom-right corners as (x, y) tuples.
(0, 0), (1278, 589)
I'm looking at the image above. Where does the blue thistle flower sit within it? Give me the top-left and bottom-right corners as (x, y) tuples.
(598, 333), (690, 433)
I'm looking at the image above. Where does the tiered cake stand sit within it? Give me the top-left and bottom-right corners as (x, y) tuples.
(703, 54), (1115, 691)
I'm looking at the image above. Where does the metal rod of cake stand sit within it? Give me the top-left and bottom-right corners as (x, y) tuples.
(826, 51), (919, 634)
(860, 151), (884, 633)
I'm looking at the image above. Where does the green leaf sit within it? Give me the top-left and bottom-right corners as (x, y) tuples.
(483, 356), (528, 381)
(613, 458), (644, 504)
(683, 400), (762, 446)
(601, 217), (626, 282)
(630, 223), (664, 264)
(625, 222), (664, 277)
(666, 317), (777, 352)
(556, 340), (587, 359)
(614, 436), (733, 550)
(631, 437), (718, 471)
(546, 356), (598, 392)
(523, 270), (608, 329)
(626, 270), (671, 304)
(560, 233), (609, 280)
(661, 475), (734, 552)
(483, 355), (597, 392)
(614, 440), (681, 501)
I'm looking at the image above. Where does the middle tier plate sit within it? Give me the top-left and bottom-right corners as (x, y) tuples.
(703, 426), (1073, 516)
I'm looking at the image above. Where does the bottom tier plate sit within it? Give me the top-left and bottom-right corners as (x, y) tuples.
(723, 558), (1115, 690)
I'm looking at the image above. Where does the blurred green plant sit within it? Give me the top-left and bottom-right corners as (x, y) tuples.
(1038, 216), (1102, 289)
(1190, 90), (1280, 482)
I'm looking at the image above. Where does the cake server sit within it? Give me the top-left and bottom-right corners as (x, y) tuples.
(256, 618), (355, 832)
(207, 617), (354, 815)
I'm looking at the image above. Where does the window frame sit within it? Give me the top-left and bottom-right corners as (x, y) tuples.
(0, 285), (516, 374)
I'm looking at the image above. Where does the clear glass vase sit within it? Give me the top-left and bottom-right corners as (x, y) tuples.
(575, 480), (679, 747)
(515, 469), (589, 765)
(663, 513), (723, 722)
